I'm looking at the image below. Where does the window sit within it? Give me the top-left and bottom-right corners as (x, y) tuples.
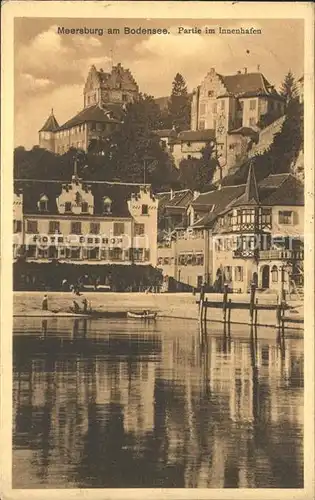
(224, 266), (232, 282)
(187, 154), (192, 160)
(144, 249), (150, 261)
(81, 202), (89, 213)
(161, 140), (167, 150)
(271, 265), (278, 283)
(65, 248), (81, 260)
(90, 222), (100, 234)
(278, 210), (293, 224)
(38, 248), (48, 259)
(208, 90), (214, 97)
(49, 221), (60, 234)
(212, 103), (217, 114)
(26, 245), (36, 258)
(103, 197), (112, 214)
(48, 247), (58, 259)
(122, 94), (128, 102)
(235, 266), (244, 282)
(87, 248), (98, 260)
(134, 223), (145, 236)
(38, 195), (48, 212)
(249, 117), (256, 127)
(261, 208), (272, 225)
(249, 99), (256, 110)
(26, 220), (38, 233)
(141, 204), (148, 215)
(199, 120), (205, 130)
(110, 247), (123, 261)
(199, 103), (206, 115)
(13, 220), (22, 233)
(65, 202), (72, 213)
(113, 222), (125, 236)
(71, 222), (82, 234)
(220, 100), (225, 110)
(196, 254), (204, 266)
(133, 248), (143, 261)
(213, 119), (216, 130)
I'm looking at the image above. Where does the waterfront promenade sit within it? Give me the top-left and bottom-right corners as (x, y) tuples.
(14, 291), (303, 329)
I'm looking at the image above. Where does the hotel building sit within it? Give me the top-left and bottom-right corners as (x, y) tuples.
(13, 172), (158, 269)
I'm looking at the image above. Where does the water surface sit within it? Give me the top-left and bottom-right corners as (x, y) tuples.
(13, 317), (304, 488)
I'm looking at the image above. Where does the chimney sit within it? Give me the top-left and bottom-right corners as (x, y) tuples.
(244, 67), (247, 74)
(99, 68), (104, 72)
(257, 64), (260, 72)
(237, 70), (241, 74)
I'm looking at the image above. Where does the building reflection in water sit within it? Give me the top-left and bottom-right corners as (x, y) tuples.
(13, 318), (304, 488)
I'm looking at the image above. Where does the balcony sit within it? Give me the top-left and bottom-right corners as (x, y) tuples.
(233, 249), (258, 259)
(259, 250), (304, 260)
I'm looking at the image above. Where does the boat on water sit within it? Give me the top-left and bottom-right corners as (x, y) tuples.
(127, 311), (157, 320)
(68, 308), (157, 319)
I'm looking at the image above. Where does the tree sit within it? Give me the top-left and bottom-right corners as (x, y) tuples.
(280, 70), (298, 105)
(97, 93), (178, 190)
(178, 143), (217, 191)
(167, 73), (191, 131)
(222, 96), (304, 186)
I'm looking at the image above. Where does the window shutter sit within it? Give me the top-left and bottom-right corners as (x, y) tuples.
(293, 211), (299, 225)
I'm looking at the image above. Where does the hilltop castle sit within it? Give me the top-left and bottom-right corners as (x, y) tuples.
(39, 63), (139, 154)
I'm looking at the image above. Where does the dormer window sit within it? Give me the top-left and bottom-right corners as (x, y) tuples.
(103, 196), (112, 214)
(38, 194), (48, 212)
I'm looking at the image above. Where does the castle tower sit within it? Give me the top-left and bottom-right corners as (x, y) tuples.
(38, 109), (59, 152)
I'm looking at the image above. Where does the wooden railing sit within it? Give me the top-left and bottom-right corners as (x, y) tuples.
(259, 250), (304, 260)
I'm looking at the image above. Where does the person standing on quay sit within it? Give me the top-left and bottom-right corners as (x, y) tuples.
(42, 294), (48, 311)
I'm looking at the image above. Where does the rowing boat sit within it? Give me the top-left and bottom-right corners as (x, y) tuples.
(127, 311), (157, 320)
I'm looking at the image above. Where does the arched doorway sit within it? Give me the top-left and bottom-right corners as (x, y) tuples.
(261, 265), (270, 289)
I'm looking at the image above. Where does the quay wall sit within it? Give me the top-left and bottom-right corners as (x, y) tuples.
(13, 292), (304, 329)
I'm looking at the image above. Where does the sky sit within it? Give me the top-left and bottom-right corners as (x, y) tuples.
(14, 18), (304, 149)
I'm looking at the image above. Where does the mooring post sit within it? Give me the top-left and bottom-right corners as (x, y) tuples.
(276, 294), (281, 330)
(228, 298), (232, 337)
(249, 283), (256, 325)
(254, 298), (258, 327)
(199, 285), (205, 323)
(223, 283), (228, 323)
(204, 304), (208, 329)
(281, 300), (285, 338)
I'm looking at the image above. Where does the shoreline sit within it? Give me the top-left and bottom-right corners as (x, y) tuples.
(13, 291), (304, 330)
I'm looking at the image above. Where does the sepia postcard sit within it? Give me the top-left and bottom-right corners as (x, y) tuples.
(1, 1), (314, 499)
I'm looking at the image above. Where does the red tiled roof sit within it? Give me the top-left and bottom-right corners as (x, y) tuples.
(39, 113), (59, 132)
(178, 129), (215, 142)
(58, 104), (122, 131)
(260, 175), (304, 206)
(220, 72), (283, 99)
(14, 179), (149, 217)
(229, 127), (259, 138)
(156, 189), (193, 209)
(192, 185), (246, 227)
